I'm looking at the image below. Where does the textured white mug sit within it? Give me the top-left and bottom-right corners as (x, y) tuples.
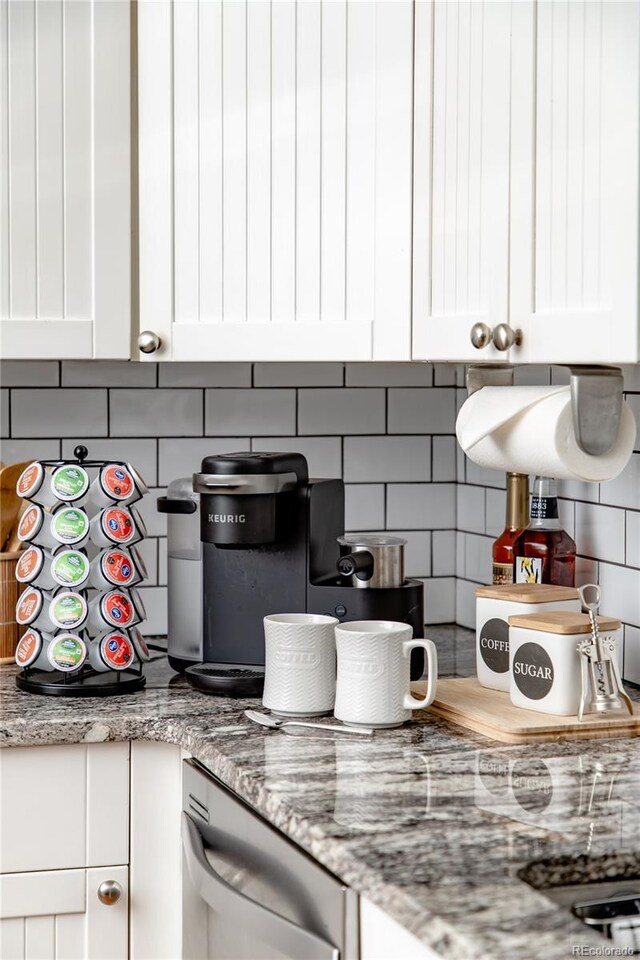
(334, 621), (438, 728)
(263, 613), (338, 717)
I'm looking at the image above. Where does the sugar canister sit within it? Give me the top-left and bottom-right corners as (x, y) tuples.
(508, 611), (623, 716)
(476, 584), (581, 691)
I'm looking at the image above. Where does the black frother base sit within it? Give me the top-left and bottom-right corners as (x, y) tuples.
(185, 663), (265, 697)
(16, 669), (146, 697)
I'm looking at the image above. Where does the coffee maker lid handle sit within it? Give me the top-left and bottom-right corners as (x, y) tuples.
(192, 473), (298, 495)
(157, 496), (197, 515)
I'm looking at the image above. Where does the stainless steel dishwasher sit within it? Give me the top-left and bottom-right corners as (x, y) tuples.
(181, 760), (359, 960)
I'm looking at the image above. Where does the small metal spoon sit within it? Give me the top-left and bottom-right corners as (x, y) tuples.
(244, 709), (374, 736)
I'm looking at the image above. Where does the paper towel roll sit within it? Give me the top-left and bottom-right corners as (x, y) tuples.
(456, 385), (636, 482)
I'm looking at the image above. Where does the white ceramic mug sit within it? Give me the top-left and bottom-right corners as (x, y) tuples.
(334, 621), (438, 728)
(263, 613), (338, 717)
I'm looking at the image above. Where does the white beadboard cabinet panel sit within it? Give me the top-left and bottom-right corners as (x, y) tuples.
(414, 0), (513, 362)
(0, 866), (128, 960)
(0, 0), (131, 359)
(0, 743), (129, 874)
(138, 0), (414, 361)
(510, 0), (640, 363)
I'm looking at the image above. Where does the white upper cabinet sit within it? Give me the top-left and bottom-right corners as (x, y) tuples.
(137, 0), (415, 362)
(0, 0), (131, 360)
(510, 0), (640, 364)
(415, 0), (640, 366)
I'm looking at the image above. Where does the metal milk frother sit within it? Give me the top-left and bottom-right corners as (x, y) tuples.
(576, 584), (633, 721)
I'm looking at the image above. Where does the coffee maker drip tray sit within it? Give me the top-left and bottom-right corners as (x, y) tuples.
(185, 663), (265, 698)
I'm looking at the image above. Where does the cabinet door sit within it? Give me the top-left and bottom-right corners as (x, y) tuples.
(138, 0), (414, 362)
(510, 1), (640, 364)
(0, 0), (131, 360)
(360, 896), (444, 960)
(0, 866), (128, 960)
(413, 0), (513, 362)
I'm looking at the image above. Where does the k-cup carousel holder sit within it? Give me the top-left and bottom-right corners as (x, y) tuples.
(14, 447), (150, 697)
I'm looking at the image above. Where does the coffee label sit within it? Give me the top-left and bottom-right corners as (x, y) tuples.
(513, 642), (554, 700)
(16, 546), (44, 583)
(52, 466), (89, 501)
(102, 508), (135, 543)
(17, 504), (43, 542)
(479, 618), (509, 674)
(16, 588), (42, 625)
(17, 462), (44, 498)
(515, 556), (543, 584)
(53, 508), (88, 544)
(48, 634), (86, 671)
(530, 496), (559, 520)
(52, 550), (89, 587)
(50, 592), (87, 630)
(492, 562), (514, 586)
(511, 759), (553, 813)
(15, 629), (42, 667)
(101, 465), (134, 500)
(101, 633), (134, 669)
(101, 549), (135, 586)
(103, 592), (134, 627)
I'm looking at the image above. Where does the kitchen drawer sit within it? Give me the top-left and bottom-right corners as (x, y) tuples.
(0, 743), (129, 874)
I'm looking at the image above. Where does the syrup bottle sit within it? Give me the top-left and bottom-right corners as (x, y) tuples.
(514, 476), (576, 586)
(492, 473), (529, 585)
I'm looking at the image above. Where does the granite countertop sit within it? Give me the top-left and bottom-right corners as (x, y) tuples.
(2, 626), (640, 960)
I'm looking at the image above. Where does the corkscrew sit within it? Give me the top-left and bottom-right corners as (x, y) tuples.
(576, 584), (633, 721)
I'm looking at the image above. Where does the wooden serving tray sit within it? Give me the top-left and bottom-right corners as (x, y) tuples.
(412, 677), (640, 744)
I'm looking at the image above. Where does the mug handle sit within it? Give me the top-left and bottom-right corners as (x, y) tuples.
(402, 639), (438, 710)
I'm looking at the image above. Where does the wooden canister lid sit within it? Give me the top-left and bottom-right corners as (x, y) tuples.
(475, 583), (579, 603)
(508, 611), (621, 634)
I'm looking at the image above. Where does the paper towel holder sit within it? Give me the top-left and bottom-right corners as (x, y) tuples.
(465, 364), (624, 457)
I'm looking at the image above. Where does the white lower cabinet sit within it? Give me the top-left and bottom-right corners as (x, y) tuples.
(360, 896), (444, 960)
(0, 866), (129, 960)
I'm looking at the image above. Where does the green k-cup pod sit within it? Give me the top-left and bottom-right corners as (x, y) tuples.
(51, 465), (89, 503)
(52, 507), (89, 545)
(47, 634), (87, 672)
(51, 550), (90, 588)
(50, 591), (88, 630)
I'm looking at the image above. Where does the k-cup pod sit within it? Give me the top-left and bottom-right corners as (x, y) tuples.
(128, 625), (151, 662)
(89, 631), (136, 672)
(50, 464), (90, 504)
(50, 506), (90, 548)
(17, 503), (47, 545)
(48, 591), (88, 631)
(16, 462), (56, 507)
(90, 505), (146, 548)
(16, 587), (47, 628)
(88, 589), (143, 634)
(46, 633), (87, 672)
(50, 549), (90, 590)
(88, 464), (137, 509)
(15, 545), (55, 589)
(126, 463), (149, 500)
(89, 547), (143, 590)
(15, 628), (51, 670)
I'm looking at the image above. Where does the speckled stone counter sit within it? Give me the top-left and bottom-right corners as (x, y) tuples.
(2, 627), (640, 960)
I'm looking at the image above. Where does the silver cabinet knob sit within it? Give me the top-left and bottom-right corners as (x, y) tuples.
(492, 323), (522, 352)
(470, 322), (492, 349)
(97, 880), (122, 906)
(137, 330), (162, 354)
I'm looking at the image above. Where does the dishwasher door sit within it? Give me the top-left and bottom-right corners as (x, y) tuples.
(182, 760), (358, 960)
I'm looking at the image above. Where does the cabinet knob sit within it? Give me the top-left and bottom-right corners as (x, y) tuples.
(97, 880), (122, 906)
(137, 330), (162, 354)
(492, 323), (522, 352)
(469, 322), (492, 349)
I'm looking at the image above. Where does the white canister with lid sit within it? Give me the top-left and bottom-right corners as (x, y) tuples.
(508, 611), (623, 716)
(476, 584), (581, 692)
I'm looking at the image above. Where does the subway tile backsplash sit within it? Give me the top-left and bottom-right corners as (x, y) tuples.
(1, 359), (639, 684)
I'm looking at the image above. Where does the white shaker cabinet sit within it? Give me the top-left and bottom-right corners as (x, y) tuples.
(137, 0), (415, 362)
(0, 0), (131, 360)
(360, 896), (444, 960)
(414, 0), (640, 366)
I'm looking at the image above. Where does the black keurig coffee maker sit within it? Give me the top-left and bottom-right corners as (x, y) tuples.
(160, 452), (424, 696)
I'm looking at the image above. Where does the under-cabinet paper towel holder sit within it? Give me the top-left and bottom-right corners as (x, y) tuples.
(465, 364), (624, 457)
